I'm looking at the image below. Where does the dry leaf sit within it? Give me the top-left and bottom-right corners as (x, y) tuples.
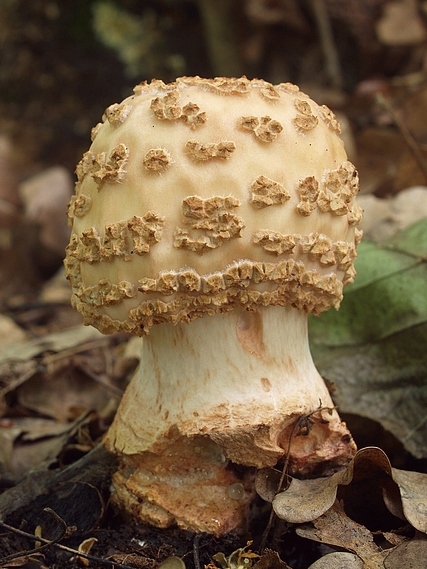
(398, 85), (427, 143)
(296, 502), (387, 568)
(384, 537), (427, 568)
(0, 325), (104, 363)
(0, 413), (91, 482)
(354, 127), (404, 194)
(17, 365), (113, 421)
(389, 469), (427, 533)
(0, 418), (70, 473)
(308, 552), (363, 568)
(273, 447), (427, 534)
(273, 447), (390, 524)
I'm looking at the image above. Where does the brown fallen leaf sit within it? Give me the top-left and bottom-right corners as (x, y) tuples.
(0, 325), (104, 363)
(0, 413), (91, 483)
(296, 501), (387, 569)
(17, 364), (114, 422)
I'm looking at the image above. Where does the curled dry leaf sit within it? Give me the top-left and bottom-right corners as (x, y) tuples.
(273, 446), (391, 524)
(17, 361), (114, 421)
(0, 413), (91, 483)
(273, 447), (427, 533)
(77, 537), (98, 567)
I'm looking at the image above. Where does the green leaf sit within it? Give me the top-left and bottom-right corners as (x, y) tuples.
(309, 219), (427, 458)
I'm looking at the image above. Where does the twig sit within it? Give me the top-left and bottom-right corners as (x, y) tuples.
(402, 413), (427, 443)
(0, 363), (38, 398)
(196, 0), (243, 76)
(311, 0), (343, 89)
(41, 338), (112, 366)
(0, 508), (67, 563)
(259, 404), (336, 552)
(193, 533), (202, 569)
(376, 92), (427, 184)
(75, 364), (124, 397)
(0, 514), (138, 569)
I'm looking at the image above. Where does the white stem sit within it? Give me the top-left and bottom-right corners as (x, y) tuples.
(106, 304), (337, 468)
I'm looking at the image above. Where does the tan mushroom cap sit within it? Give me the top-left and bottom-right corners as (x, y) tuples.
(65, 76), (362, 335)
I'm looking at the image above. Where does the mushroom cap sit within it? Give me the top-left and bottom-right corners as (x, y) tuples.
(65, 77), (362, 335)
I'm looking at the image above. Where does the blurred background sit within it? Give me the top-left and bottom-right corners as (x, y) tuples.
(2, 0), (427, 179)
(2, 1), (427, 292)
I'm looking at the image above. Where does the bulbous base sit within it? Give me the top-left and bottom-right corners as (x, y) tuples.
(105, 306), (356, 534)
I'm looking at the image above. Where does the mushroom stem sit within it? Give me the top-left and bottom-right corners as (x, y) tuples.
(105, 305), (355, 534)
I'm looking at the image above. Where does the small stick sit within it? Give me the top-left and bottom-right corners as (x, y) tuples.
(193, 533), (202, 569)
(377, 92), (427, 184)
(0, 513), (137, 569)
(311, 0), (343, 89)
(0, 508), (67, 563)
(259, 404), (337, 552)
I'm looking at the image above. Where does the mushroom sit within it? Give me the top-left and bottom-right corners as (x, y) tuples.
(64, 77), (363, 535)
